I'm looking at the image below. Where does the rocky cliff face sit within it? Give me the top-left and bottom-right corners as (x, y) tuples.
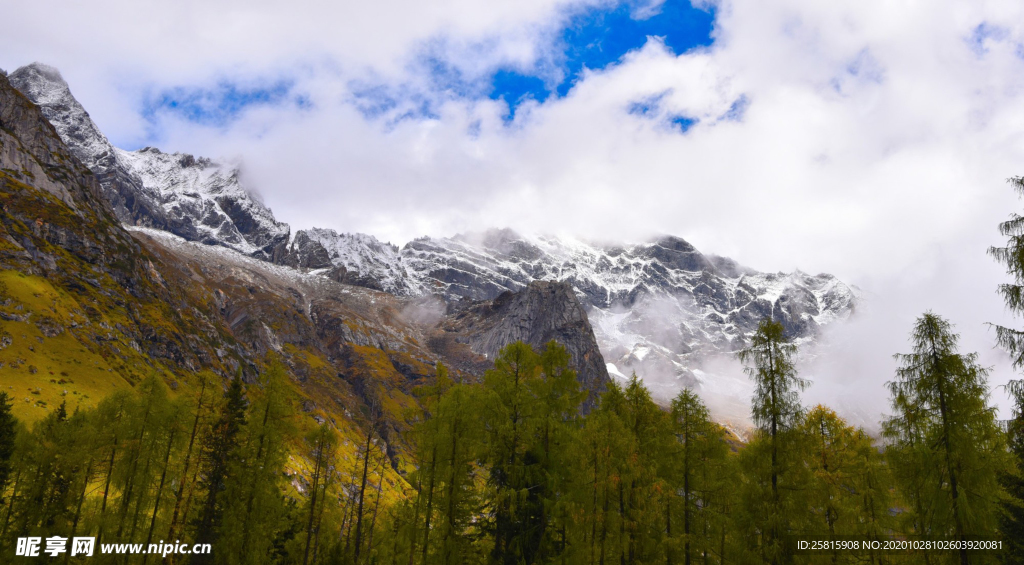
(0, 70), (230, 379)
(6, 63), (158, 225)
(441, 281), (610, 398)
(0, 70), (133, 278)
(0, 72), (609, 482)
(8, 63), (289, 260)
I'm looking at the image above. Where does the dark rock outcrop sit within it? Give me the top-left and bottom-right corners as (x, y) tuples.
(441, 281), (610, 398)
(8, 64), (169, 229)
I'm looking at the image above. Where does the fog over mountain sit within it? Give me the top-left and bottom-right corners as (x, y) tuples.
(4, 0), (1024, 424)
(8, 62), (871, 430)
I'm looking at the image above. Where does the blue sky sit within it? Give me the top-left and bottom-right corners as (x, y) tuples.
(489, 0), (714, 114)
(144, 0), (716, 130)
(143, 79), (300, 129)
(6, 0), (1024, 418)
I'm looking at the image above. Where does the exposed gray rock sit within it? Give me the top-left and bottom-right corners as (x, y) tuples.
(441, 281), (610, 400)
(9, 63), (290, 260)
(298, 227), (858, 393)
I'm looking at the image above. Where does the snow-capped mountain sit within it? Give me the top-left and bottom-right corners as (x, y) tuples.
(283, 228), (421, 294)
(11, 62), (858, 400)
(286, 227), (858, 395)
(8, 63), (289, 260)
(116, 146), (289, 257)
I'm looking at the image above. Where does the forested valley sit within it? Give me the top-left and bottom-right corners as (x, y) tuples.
(3, 66), (1024, 564)
(2, 308), (1024, 564)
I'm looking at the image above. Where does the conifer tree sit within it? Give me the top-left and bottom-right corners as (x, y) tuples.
(801, 405), (893, 563)
(988, 175), (1024, 562)
(0, 392), (15, 504)
(1001, 379), (1024, 564)
(303, 423), (338, 565)
(115, 376), (178, 547)
(477, 340), (582, 565)
(667, 389), (728, 565)
(737, 317), (808, 565)
(428, 380), (484, 565)
(11, 400), (88, 538)
(848, 427), (894, 564)
(352, 398), (384, 565)
(220, 363), (292, 565)
(580, 380), (631, 565)
(802, 406), (856, 545)
(480, 341), (543, 565)
(142, 396), (189, 562)
(619, 374), (670, 564)
(0, 419), (27, 553)
(411, 362), (454, 565)
(531, 341), (585, 563)
(166, 373), (214, 553)
(193, 372), (248, 564)
(882, 313), (1007, 565)
(93, 390), (132, 548)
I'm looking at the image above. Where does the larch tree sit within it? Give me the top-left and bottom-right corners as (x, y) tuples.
(801, 405), (894, 564)
(479, 341), (543, 565)
(0, 392), (15, 505)
(667, 389), (728, 565)
(882, 313), (1007, 565)
(303, 423), (338, 565)
(737, 317), (809, 565)
(193, 372), (248, 564)
(220, 363), (292, 565)
(988, 175), (1024, 561)
(428, 379), (485, 565)
(477, 340), (583, 565)
(579, 380), (631, 565)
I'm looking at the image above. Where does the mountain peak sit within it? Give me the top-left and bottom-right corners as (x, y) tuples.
(10, 62), (117, 176)
(9, 63), (291, 261)
(19, 62), (65, 82)
(10, 63), (74, 106)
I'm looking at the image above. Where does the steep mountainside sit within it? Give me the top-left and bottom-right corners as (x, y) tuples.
(0, 70), (609, 486)
(10, 62), (857, 402)
(8, 63), (289, 260)
(290, 228), (857, 394)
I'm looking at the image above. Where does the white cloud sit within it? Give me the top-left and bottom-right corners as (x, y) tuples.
(6, 0), (1024, 418)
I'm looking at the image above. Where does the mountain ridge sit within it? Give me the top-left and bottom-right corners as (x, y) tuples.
(8, 62), (858, 400)
(9, 63), (290, 260)
(0, 68), (610, 482)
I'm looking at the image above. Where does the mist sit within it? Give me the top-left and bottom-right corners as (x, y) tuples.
(5, 0), (1024, 433)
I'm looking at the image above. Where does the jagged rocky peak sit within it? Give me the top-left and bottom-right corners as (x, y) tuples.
(115, 145), (289, 259)
(8, 62), (290, 261)
(0, 70), (108, 219)
(282, 228), (416, 294)
(457, 227), (546, 261)
(284, 226), (857, 396)
(644, 235), (716, 273)
(9, 63), (120, 175)
(6, 62), (858, 399)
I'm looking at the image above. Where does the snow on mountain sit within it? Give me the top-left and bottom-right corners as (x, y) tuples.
(290, 227), (858, 398)
(7, 63), (115, 173)
(9, 62), (290, 260)
(116, 147), (289, 257)
(303, 228), (423, 295)
(10, 62), (858, 402)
